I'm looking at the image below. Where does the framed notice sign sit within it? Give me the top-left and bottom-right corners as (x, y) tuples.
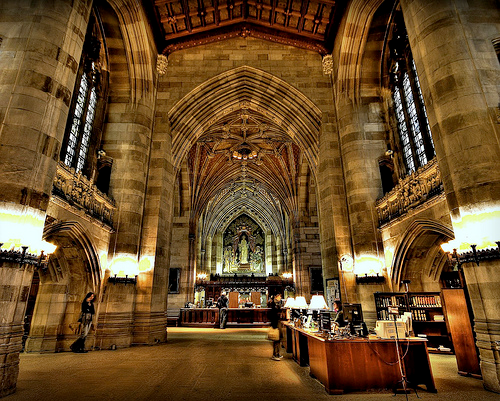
(325, 278), (340, 310)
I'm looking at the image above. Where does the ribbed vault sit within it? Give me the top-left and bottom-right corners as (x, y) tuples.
(200, 180), (287, 243)
(169, 65), (321, 171)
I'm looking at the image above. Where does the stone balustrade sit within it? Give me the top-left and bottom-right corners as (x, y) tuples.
(52, 162), (115, 227)
(376, 158), (443, 226)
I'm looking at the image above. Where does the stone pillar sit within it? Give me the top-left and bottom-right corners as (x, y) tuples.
(187, 234), (196, 303)
(266, 231), (274, 274)
(215, 233), (223, 275)
(401, 0), (500, 392)
(0, 0), (90, 395)
(334, 95), (386, 275)
(205, 235), (213, 274)
(0, 262), (34, 397)
(317, 109), (351, 284)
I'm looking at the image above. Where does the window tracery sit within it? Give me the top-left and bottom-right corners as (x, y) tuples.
(61, 10), (107, 180)
(388, 10), (435, 175)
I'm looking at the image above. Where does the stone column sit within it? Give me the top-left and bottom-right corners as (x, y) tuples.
(266, 231), (274, 274)
(132, 107), (175, 345)
(317, 107), (352, 286)
(215, 233), (223, 275)
(401, 0), (500, 392)
(187, 234), (196, 304)
(205, 235), (213, 274)
(0, 262), (34, 397)
(0, 0), (90, 395)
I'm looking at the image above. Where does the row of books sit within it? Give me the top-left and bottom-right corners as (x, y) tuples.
(409, 295), (442, 307)
(375, 296), (406, 308)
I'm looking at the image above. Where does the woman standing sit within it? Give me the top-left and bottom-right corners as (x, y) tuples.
(267, 294), (282, 360)
(71, 292), (95, 353)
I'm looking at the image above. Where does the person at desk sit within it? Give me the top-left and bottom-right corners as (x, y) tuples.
(333, 300), (346, 327)
(216, 292), (229, 329)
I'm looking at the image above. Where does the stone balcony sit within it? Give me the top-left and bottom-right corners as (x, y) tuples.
(375, 157), (444, 227)
(51, 162), (115, 228)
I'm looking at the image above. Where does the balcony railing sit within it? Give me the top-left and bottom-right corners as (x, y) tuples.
(376, 157), (443, 226)
(52, 162), (115, 228)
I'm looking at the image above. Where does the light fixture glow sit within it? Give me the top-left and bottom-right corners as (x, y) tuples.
(109, 255), (139, 277)
(309, 295), (328, 310)
(451, 206), (500, 253)
(294, 296), (309, 309)
(0, 203), (58, 257)
(354, 255), (384, 276)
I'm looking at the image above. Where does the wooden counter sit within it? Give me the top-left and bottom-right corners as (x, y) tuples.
(284, 323), (436, 395)
(180, 308), (270, 327)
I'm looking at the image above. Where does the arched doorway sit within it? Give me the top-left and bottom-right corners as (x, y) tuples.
(24, 222), (101, 353)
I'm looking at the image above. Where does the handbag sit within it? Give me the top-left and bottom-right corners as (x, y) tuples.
(267, 327), (280, 341)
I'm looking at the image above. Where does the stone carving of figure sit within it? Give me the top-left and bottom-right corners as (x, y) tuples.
(239, 237), (249, 264)
(250, 246), (263, 272)
(223, 246), (232, 272)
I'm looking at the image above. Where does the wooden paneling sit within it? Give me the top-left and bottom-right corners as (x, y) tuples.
(228, 292), (239, 308)
(251, 291), (261, 306)
(442, 288), (481, 377)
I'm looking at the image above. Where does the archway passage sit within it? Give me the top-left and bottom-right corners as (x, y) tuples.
(24, 223), (101, 353)
(168, 66), (323, 309)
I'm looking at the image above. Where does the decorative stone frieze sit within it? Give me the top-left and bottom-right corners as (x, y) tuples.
(375, 158), (443, 226)
(52, 162), (115, 227)
(322, 54), (333, 75)
(157, 54), (168, 75)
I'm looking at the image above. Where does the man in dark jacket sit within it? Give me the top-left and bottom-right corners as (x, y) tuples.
(216, 292), (229, 329)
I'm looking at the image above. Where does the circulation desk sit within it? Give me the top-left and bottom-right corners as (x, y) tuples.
(180, 307), (270, 327)
(284, 323), (436, 395)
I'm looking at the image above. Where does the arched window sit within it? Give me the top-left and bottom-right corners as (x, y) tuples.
(388, 10), (434, 175)
(61, 10), (108, 178)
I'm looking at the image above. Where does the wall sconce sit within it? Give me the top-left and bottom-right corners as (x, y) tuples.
(355, 273), (385, 284)
(441, 241), (500, 267)
(0, 242), (56, 269)
(108, 274), (137, 285)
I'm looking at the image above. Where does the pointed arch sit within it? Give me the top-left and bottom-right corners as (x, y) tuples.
(169, 65), (322, 173)
(43, 221), (102, 290)
(390, 219), (454, 288)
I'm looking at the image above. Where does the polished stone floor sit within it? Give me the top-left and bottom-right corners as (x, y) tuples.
(9, 327), (498, 401)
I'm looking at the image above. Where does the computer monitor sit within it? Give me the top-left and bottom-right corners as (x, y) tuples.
(319, 311), (332, 332)
(343, 303), (363, 323)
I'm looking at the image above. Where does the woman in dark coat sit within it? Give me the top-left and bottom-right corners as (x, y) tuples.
(267, 294), (282, 360)
(71, 292), (95, 353)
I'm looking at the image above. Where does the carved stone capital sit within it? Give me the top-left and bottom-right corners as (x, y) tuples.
(157, 54), (168, 76)
(322, 54), (333, 75)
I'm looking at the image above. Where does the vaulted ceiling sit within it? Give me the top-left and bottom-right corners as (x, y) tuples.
(145, 0), (347, 55)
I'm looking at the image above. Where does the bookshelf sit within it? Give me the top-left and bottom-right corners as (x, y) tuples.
(374, 291), (452, 353)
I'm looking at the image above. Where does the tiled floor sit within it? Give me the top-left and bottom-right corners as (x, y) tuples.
(9, 327), (499, 401)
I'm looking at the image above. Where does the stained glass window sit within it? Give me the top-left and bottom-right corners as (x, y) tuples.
(388, 11), (435, 175)
(61, 14), (102, 176)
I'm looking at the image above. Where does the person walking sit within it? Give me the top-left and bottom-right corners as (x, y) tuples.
(267, 294), (282, 360)
(216, 291), (229, 329)
(70, 292), (96, 353)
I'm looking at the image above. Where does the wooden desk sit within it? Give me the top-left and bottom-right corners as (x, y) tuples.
(180, 308), (270, 327)
(284, 323), (436, 395)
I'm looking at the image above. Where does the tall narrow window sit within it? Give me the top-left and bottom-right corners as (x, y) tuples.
(388, 10), (435, 175)
(61, 13), (104, 176)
